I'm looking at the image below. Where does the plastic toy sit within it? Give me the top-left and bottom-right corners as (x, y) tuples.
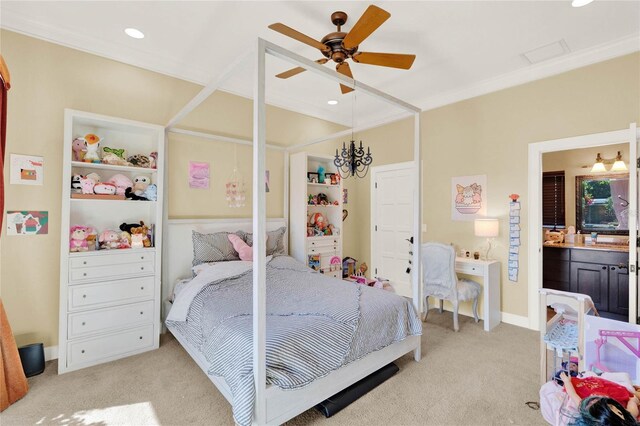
(83, 134), (101, 163)
(128, 154), (151, 168)
(72, 137), (86, 161)
(107, 174), (133, 196)
(93, 182), (117, 195)
(69, 225), (93, 252)
(98, 230), (120, 250)
(79, 177), (95, 194)
(132, 175), (151, 196)
(317, 166), (325, 183)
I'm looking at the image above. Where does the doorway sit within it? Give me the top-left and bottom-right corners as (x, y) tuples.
(371, 162), (415, 298)
(528, 124), (638, 330)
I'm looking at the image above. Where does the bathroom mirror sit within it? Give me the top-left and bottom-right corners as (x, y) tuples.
(576, 174), (629, 235)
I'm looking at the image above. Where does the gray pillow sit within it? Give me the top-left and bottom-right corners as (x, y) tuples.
(238, 227), (286, 256)
(191, 230), (241, 266)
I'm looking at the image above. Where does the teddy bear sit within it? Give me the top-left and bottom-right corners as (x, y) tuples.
(98, 229), (120, 250)
(70, 225), (93, 252)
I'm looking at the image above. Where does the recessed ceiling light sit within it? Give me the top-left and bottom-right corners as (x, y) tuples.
(572, 0), (594, 7)
(124, 28), (145, 39)
(327, 100), (338, 105)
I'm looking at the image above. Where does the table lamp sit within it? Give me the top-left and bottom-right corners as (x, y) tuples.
(474, 218), (499, 260)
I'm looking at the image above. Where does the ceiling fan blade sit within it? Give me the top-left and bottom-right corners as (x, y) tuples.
(352, 52), (416, 70)
(336, 62), (354, 94)
(268, 23), (328, 51)
(342, 5), (391, 50)
(275, 59), (328, 79)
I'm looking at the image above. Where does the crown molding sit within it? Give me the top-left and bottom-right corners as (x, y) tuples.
(418, 33), (640, 112)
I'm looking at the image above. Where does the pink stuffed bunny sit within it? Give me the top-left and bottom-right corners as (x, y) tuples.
(70, 225), (92, 252)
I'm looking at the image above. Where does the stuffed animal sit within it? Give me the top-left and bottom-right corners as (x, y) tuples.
(107, 174), (133, 196)
(131, 233), (145, 249)
(308, 212), (327, 231)
(120, 221), (146, 234)
(125, 187), (148, 201)
(358, 262), (368, 276)
(149, 152), (158, 169)
(86, 228), (97, 251)
(71, 174), (83, 193)
(86, 172), (101, 184)
(83, 134), (101, 163)
(80, 177), (96, 194)
(317, 193), (329, 205)
(70, 225), (93, 252)
(98, 230), (120, 250)
(130, 223), (151, 248)
(128, 154), (151, 168)
(143, 184), (157, 201)
(72, 137), (86, 161)
(94, 182), (117, 195)
(132, 175), (151, 196)
(118, 231), (132, 249)
(101, 147), (130, 166)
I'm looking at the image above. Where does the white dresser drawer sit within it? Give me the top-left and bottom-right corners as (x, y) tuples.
(308, 246), (338, 255)
(69, 261), (154, 283)
(455, 262), (482, 275)
(68, 300), (154, 339)
(70, 250), (154, 269)
(67, 324), (154, 368)
(69, 277), (154, 310)
(307, 237), (339, 249)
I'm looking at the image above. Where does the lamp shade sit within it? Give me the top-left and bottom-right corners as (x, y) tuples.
(474, 218), (499, 237)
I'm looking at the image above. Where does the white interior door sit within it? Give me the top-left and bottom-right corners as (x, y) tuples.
(371, 162), (414, 298)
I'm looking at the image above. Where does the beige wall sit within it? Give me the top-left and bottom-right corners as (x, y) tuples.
(0, 30), (343, 348)
(306, 53), (640, 319)
(543, 144), (629, 229)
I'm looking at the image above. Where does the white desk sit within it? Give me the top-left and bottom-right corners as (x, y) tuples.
(455, 257), (501, 331)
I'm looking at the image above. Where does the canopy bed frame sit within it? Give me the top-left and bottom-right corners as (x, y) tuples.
(163, 38), (422, 425)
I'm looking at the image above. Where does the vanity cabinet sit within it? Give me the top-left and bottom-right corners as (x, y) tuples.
(543, 247), (629, 321)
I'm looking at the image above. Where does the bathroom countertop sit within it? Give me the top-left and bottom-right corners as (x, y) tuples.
(543, 242), (629, 252)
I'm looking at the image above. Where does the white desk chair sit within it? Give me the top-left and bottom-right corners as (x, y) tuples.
(421, 242), (482, 331)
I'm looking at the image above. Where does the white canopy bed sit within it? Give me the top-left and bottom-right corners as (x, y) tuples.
(162, 38), (423, 425)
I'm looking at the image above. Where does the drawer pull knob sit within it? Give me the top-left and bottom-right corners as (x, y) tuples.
(139, 336), (143, 340)
(140, 267), (144, 270)
(83, 273), (87, 277)
(83, 261), (87, 265)
(611, 267), (616, 271)
(82, 322), (86, 326)
(81, 350), (85, 354)
(602, 266), (607, 270)
(141, 256), (144, 260)
(82, 295), (87, 298)
(140, 311), (144, 315)
(140, 286), (144, 290)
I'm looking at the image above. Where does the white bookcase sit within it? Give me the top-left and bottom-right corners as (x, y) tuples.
(289, 152), (343, 279)
(58, 109), (164, 373)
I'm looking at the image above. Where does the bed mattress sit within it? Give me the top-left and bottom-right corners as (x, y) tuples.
(166, 255), (422, 426)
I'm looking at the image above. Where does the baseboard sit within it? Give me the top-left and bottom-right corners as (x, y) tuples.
(500, 312), (531, 329)
(44, 345), (58, 361)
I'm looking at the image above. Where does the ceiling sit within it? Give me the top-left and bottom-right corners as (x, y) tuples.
(2, 1), (639, 128)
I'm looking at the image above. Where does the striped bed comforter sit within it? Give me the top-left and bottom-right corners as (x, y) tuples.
(166, 255), (422, 426)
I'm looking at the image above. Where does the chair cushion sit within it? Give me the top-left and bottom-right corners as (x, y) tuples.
(457, 278), (481, 301)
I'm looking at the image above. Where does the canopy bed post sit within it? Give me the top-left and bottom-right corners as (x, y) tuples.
(284, 150), (290, 233)
(412, 111), (422, 361)
(252, 38), (267, 425)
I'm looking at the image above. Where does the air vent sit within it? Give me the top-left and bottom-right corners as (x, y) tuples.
(522, 40), (571, 64)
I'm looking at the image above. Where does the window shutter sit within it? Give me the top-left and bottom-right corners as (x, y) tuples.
(542, 171), (565, 228)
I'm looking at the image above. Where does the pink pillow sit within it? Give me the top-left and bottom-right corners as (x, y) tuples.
(228, 233), (252, 261)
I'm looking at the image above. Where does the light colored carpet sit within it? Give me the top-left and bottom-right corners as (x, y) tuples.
(2, 312), (545, 425)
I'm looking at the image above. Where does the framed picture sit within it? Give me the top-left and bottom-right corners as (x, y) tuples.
(451, 174), (487, 221)
(10, 154), (44, 185)
(189, 161), (210, 189)
(6, 211), (48, 235)
(307, 172), (319, 183)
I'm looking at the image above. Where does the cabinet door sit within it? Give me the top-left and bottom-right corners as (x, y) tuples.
(543, 248), (570, 292)
(608, 264), (629, 317)
(570, 261), (609, 311)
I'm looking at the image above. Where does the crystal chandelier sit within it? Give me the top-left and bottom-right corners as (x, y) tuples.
(333, 92), (373, 179)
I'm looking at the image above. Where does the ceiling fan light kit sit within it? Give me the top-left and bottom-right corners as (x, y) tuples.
(269, 5), (416, 94)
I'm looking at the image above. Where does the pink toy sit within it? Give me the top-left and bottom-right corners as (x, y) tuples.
(107, 174), (133, 196)
(72, 137), (86, 161)
(228, 233), (252, 261)
(99, 230), (121, 250)
(80, 177), (95, 194)
(94, 182), (117, 195)
(70, 225), (92, 252)
(591, 330), (640, 373)
(149, 152), (158, 169)
(118, 231), (131, 249)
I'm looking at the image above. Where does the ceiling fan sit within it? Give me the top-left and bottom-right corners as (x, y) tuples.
(268, 5), (416, 94)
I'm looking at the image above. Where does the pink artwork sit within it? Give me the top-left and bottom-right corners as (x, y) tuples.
(189, 161), (210, 189)
(451, 175), (487, 221)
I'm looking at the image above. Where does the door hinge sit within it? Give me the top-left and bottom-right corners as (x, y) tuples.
(375, 225), (378, 231)
(637, 157), (640, 168)
(375, 268), (378, 275)
(375, 182), (377, 189)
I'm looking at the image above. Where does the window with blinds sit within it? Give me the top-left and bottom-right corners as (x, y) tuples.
(542, 171), (565, 228)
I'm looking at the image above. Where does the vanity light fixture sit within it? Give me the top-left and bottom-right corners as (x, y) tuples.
(590, 151), (627, 173)
(124, 28), (145, 39)
(572, 0), (594, 7)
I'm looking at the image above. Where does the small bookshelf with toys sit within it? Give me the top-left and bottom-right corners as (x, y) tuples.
(58, 109), (164, 373)
(289, 152), (343, 279)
